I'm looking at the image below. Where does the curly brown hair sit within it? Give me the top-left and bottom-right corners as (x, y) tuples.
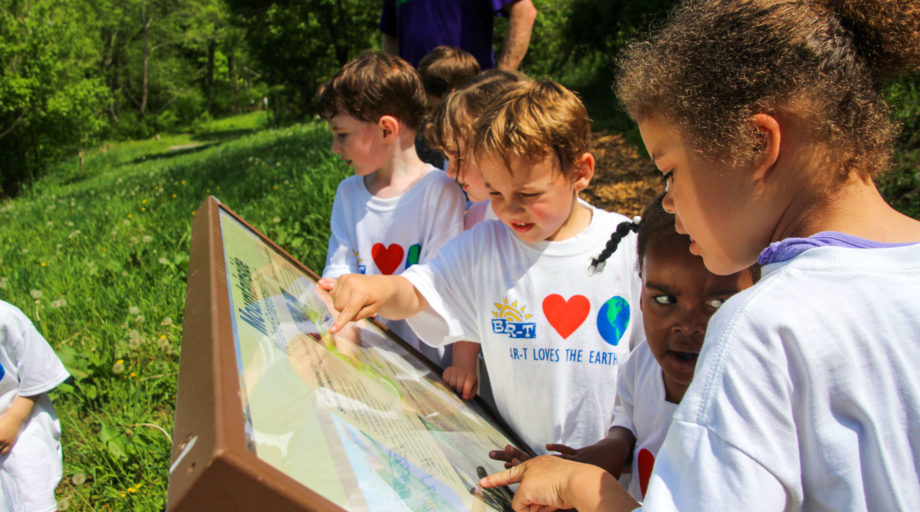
(616, 0), (920, 179)
(472, 80), (592, 178)
(316, 52), (427, 131)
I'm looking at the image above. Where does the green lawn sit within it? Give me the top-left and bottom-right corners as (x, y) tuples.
(0, 112), (349, 511)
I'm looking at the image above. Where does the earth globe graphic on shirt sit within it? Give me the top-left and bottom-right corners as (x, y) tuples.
(597, 296), (630, 346)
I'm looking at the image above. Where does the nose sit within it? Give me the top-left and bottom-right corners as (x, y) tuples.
(671, 304), (707, 336)
(661, 191), (676, 213)
(330, 139), (342, 156)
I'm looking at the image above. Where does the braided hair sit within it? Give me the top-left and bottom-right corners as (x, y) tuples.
(589, 193), (674, 274)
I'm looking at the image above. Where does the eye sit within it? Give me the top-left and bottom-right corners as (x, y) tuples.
(705, 298), (727, 309)
(653, 294), (676, 305)
(659, 171), (673, 192)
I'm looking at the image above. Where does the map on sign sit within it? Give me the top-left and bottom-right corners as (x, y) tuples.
(219, 210), (520, 511)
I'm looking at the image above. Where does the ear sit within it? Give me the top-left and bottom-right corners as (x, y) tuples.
(749, 113), (781, 183)
(377, 115), (400, 142)
(571, 152), (595, 191)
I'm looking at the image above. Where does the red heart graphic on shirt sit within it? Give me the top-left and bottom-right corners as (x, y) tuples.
(638, 448), (655, 498)
(371, 243), (404, 275)
(542, 294), (590, 339)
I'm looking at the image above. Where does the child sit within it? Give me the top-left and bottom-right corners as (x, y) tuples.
(0, 300), (70, 512)
(321, 80), (645, 456)
(425, 69), (527, 401)
(414, 46), (481, 171)
(316, 52), (467, 370)
(481, 0), (920, 510)
(426, 69), (526, 229)
(418, 45), (481, 112)
(538, 195), (754, 501)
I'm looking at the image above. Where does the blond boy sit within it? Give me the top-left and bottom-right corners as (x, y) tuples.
(322, 80), (644, 454)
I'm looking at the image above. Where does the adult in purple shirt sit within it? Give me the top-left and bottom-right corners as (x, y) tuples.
(380, 0), (537, 71)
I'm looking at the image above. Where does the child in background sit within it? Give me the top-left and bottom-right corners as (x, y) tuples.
(322, 80), (645, 456)
(427, 69), (526, 229)
(418, 46), (481, 112)
(316, 52), (467, 369)
(481, 1), (920, 510)
(0, 300), (70, 512)
(424, 69), (526, 400)
(416, 46), (481, 169)
(541, 195), (755, 501)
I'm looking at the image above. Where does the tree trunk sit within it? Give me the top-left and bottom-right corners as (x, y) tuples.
(140, 16), (151, 119)
(205, 38), (216, 115)
(229, 50), (239, 114)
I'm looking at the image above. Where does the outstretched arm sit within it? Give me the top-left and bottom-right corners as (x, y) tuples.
(497, 0), (537, 71)
(480, 455), (639, 512)
(319, 274), (428, 332)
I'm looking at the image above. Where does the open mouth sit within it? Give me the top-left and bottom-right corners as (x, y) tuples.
(672, 350), (698, 362)
(510, 222), (534, 233)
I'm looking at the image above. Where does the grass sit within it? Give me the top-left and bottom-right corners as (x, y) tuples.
(0, 111), (349, 510)
(2, 80), (917, 510)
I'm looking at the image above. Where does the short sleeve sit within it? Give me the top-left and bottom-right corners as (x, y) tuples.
(610, 345), (640, 434)
(403, 230), (481, 346)
(323, 182), (359, 279)
(417, 171), (465, 264)
(1, 303), (69, 396)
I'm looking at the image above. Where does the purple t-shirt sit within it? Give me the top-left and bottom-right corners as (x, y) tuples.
(757, 231), (915, 265)
(379, 0), (516, 69)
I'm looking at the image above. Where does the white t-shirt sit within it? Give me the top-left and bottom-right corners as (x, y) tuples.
(403, 204), (644, 453)
(610, 341), (677, 501)
(323, 166), (466, 368)
(643, 243), (920, 511)
(0, 300), (70, 512)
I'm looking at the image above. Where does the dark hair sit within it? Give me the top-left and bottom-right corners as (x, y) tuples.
(590, 193), (674, 273)
(316, 52), (427, 131)
(425, 69), (526, 157)
(472, 80), (591, 179)
(616, 0), (920, 180)
(418, 46), (482, 99)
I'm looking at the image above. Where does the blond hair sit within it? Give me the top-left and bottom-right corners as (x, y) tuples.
(473, 80), (591, 178)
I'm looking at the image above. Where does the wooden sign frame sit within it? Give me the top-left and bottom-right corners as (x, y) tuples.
(167, 197), (528, 511)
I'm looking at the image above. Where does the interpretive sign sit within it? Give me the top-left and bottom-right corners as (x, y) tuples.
(167, 197), (526, 511)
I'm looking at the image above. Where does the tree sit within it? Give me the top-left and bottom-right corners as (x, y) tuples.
(225, 0), (379, 117)
(0, 0), (107, 196)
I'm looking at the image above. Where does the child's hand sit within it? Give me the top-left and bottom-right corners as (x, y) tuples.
(0, 413), (22, 455)
(318, 274), (393, 332)
(0, 396), (36, 455)
(546, 433), (632, 477)
(489, 443), (532, 468)
(442, 365), (478, 400)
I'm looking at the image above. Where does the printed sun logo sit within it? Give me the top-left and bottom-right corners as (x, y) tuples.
(492, 297), (532, 322)
(491, 298), (536, 339)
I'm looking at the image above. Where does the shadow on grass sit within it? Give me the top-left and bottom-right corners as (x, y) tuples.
(128, 142), (220, 165)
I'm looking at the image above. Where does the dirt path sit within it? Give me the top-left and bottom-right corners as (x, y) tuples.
(582, 131), (660, 218)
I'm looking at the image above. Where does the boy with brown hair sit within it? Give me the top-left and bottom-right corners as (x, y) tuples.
(316, 52), (466, 369)
(320, 80), (644, 455)
(418, 46), (481, 110)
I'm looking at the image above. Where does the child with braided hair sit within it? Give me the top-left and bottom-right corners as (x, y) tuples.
(481, 0), (920, 510)
(322, 79), (645, 457)
(489, 195), (755, 503)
